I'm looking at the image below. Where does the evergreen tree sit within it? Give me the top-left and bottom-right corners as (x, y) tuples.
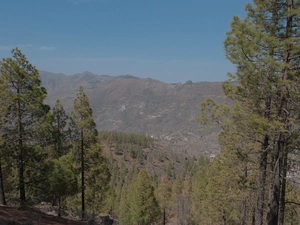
(171, 176), (182, 202)
(129, 170), (160, 225)
(0, 48), (48, 207)
(200, 0), (300, 224)
(0, 77), (8, 205)
(71, 86), (98, 219)
(156, 173), (172, 225)
(191, 157), (242, 225)
(182, 171), (192, 197)
(43, 153), (79, 216)
(85, 143), (111, 217)
(118, 183), (131, 225)
(0, 138), (6, 205)
(52, 99), (71, 158)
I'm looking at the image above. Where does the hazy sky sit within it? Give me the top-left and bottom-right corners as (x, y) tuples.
(0, 0), (249, 83)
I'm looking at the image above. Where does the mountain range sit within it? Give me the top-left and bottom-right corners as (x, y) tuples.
(40, 71), (229, 156)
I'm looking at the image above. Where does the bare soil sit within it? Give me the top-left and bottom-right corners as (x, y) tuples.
(0, 205), (85, 225)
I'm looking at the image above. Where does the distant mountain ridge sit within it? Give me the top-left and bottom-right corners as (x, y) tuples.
(40, 71), (228, 156)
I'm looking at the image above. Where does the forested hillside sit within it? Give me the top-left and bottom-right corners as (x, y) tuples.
(0, 49), (111, 222)
(0, 48), (206, 224)
(40, 71), (226, 157)
(1, 1), (300, 225)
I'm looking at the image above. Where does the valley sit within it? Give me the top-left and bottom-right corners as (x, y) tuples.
(41, 71), (227, 157)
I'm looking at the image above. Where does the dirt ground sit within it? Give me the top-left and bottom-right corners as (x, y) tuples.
(0, 205), (86, 225)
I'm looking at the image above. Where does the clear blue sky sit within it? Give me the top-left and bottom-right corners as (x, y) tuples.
(0, 0), (249, 83)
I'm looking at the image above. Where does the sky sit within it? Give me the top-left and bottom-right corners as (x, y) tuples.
(0, 0), (249, 83)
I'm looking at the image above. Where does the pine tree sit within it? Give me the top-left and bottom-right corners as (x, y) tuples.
(0, 76), (8, 205)
(191, 156), (242, 224)
(0, 135), (15, 206)
(118, 183), (131, 225)
(43, 153), (79, 216)
(0, 139), (6, 205)
(71, 86), (98, 220)
(171, 176), (182, 202)
(0, 48), (48, 207)
(0, 89), (7, 205)
(52, 99), (71, 158)
(84, 143), (111, 217)
(182, 171), (192, 197)
(157, 173), (172, 225)
(129, 170), (160, 225)
(200, 0), (300, 224)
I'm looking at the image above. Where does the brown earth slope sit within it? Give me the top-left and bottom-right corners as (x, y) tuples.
(0, 205), (85, 225)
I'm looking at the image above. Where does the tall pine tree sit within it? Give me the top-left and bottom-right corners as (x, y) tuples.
(71, 86), (98, 220)
(0, 48), (49, 207)
(199, 1), (300, 224)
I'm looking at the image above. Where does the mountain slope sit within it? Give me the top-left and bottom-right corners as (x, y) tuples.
(40, 71), (228, 156)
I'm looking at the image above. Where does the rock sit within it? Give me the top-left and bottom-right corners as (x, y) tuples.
(99, 215), (113, 225)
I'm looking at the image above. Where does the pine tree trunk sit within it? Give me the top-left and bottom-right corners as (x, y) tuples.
(222, 210), (227, 225)
(279, 153), (287, 225)
(18, 89), (25, 205)
(19, 137), (25, 205)
(252, 206), (255, 225)
(266, 146), (281, 225)
(163, 208), (166, 225)
(255, 136), (268, 225)
(81, 128), (85, 220)
(240, 166), (247, 225)
(267, 2), (293, 223)
(0, 157), (6, 205)
(278, 2), (293, 224)
(58, 197), (61, 217)
(240, 197), (246, 225)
